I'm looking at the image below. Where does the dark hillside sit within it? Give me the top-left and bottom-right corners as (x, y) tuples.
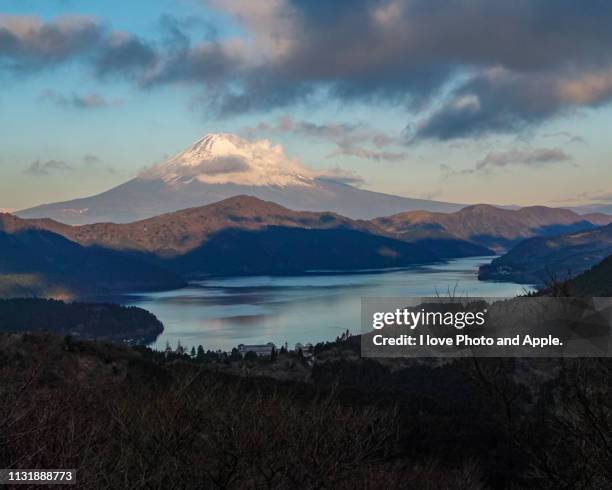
(570, 254), (612, 296)
(0, 227), (185, 298)
(479, 224), (612, 285)
(1, 332), (611, 488)
(0, 299), (163, 343)
(163, 226), (439, 276)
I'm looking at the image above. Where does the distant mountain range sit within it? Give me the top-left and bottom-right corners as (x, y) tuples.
(6, 189), (612, 296)
(569, 203), (612, 216)
(6, 196), (491, 281)
(7, 134), (612, 295)
(373, 204), (612, 252)
(34, 195), (384, 255)
(17, 133), (465, 224)
(36, 194), (488, 257)
(0, 213), (185, 299)
(479, 224), (612, 285)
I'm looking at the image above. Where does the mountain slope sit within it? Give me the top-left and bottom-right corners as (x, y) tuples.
(35, 195), (382, 256)
(373, 204), (611, 252)
(19, 195), (491, 258)
(17, 133), (464, 224)
(583, 213), (612, 226)
(571, 204), (612, 216)
(570, 255), (612, 296)
(478, 224), (612, 285)
(11, 196), (491, 276)
(0, 214), (185, 298)
(164, 226), (441, 276)
(0, 299), (163, 343)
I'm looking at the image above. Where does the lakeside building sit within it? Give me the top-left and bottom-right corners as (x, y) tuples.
(237, 342), (276, 358)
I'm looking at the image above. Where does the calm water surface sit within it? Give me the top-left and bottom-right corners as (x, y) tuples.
(124, 256), (533, 351)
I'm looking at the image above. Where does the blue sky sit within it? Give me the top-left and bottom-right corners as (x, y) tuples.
(1, 0), (611, 211)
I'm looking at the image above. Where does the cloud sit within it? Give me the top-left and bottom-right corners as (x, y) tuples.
(317, 166), (365, 186)
(94, 31), (157, 80)
(0, 14), (225, 86)
(326, 147), (406, 162)
(200, 0), (612, 121)
(25, 159), (72, 175)
(208, 0), (296, 58)
(83, 153), (102, 164)
(39, 90), (123, 109)
(0, 14), (156, 80)
(4, 3), (612, 138)
(159, 155), (250, 178)
(195, 155), (250, 175)
(445, 148), (571, 176)
(249, 117), (362, 143)
(25, 155), (118, 176)
(409, 67), (612, 141)
(475, 148), (571, 172)
(542, 131), (585, 145)
(245, 116), (406, 162)
(0, 15), (103, 72)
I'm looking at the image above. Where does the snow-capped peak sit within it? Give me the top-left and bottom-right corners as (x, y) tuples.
(141, 133), (316, 187)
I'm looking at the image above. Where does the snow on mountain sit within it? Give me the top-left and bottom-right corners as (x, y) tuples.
(142, 133), (316, 187)
(17, 133), (465, 224)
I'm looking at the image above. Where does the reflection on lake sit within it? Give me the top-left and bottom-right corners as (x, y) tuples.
(124, 256), (533, 351)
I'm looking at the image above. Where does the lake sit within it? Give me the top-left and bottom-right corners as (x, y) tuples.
(124, 256), (533, 352)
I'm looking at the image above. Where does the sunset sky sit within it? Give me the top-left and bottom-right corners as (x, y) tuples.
(1, 0), (612, 211)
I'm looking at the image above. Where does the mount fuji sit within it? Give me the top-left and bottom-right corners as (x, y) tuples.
(18, 133), (464, 224)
